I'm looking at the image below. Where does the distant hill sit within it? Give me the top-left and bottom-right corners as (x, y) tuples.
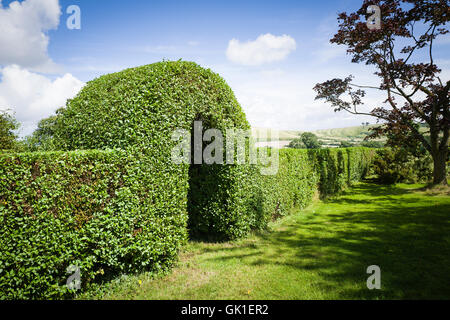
(252, 125), (385, 148)
(251, 128), (301, 141)
(314, 125), (378, 139)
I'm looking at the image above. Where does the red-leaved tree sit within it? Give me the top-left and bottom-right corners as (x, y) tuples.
(314, 0), (449, 185)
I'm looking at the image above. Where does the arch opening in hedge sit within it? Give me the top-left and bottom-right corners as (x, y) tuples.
(51, 60), (258, 240)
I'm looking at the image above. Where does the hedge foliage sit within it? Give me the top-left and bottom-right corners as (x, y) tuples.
(0, 60), (375, 299)
(255, 147), (375, 224)
(0, 146), (373, 299)
(40, 61), (254, 241)
(0, 150), (187, 299)
(372, 147), (434, 184)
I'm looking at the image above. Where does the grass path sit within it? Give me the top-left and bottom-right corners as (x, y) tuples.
(82, 182), (450, 300)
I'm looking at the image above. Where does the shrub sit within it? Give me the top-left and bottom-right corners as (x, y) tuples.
(300, 132), (322, 149)
(0, 150), (187, 299)
(0, 147), (374, 299)
(255, 148), (319, 223)
(250, 147), (374, 225)
(305, 147), (374, 198)
(361, 140), (384, 148)
(339, 141), (354, 148)
(287, 138), (306, 149)
(0, 110), (19, 152)
(373, 148), (433, 184)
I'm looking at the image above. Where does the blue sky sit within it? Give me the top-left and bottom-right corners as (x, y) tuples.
(48, 0), (357, 79)
(1, 0), (449, 136)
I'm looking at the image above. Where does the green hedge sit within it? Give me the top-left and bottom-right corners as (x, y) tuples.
(39, 61), (254, 242)
(27, 61), (374, 242)
(0, 59), (375, 299)
(372, 148), (435, 184)
(0, 149), (187, 299)
(0, 147), (373, 299)
(253, 147), (375, 223)
(306, 148), (374, 198)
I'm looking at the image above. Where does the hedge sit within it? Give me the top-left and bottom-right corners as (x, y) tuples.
(254, 147), (375, 224)
(42, 61), (255, 241)
(307, 147), (375, 198)
(28, 61), (374, 241)
(0, 59), (375, 299)
(0, 149), (187, 299)
(0, 147), (373, 299)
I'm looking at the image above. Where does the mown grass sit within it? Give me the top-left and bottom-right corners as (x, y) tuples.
(80, 182), (450, 300)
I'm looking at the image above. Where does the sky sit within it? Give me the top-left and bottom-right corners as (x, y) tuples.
(0, 0), (449, 137)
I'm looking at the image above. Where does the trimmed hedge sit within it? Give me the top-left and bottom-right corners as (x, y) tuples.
(44, 61), (254, 241)
(0, 150), (187, 299)
(307, 148), (374, 198)
(254, 147), (375, 224)
(0, 59), (375, 299)
(0, 147), (373, 299)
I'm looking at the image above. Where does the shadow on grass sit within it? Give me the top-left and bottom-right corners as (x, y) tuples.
(204, 182), (450, 299)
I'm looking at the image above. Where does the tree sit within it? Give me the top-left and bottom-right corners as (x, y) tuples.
(287, 137), (306, 149)
(0, 110), (19, 151)
(301, 132), (322, 149)
(340, 141), (355, 148)
(23, 115), (59, 151)
(361, 140), (385, 148)
(313, 0), (449, 185)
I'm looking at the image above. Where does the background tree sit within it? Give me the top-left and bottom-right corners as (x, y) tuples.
(23, 115), (59, 152)
(0, 110), (19, 151)
(361, 140), (385, 148)
(314, 0), (449, 185)
(287, 137), (306, 149)
(301, 132), (322, 149)
(340, 141), (355, 148)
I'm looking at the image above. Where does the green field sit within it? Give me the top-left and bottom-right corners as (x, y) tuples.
(80, 182), (450, 300)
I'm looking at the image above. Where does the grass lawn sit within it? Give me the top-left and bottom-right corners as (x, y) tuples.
(80, 182), (450, 300)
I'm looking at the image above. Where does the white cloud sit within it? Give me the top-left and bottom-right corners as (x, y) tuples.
(0, 65), (84, 136)
(0, 0), (62, 73)
(213, 62), (384, 132)
(226, 33), (296, 66)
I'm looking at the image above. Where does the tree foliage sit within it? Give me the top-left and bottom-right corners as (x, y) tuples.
(23, 115), (60, 152)
(361, 140), (385, 148)
(287, 137), (306, 149)
(373, 147), (433, 184)
(340, 141), (355, 148)
(301, 132), (322, 149)
(0, 110), (19, 151)
(314, 0), (449, 185)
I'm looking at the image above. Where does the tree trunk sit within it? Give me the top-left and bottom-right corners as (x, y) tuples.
(432, 149), (448, 185)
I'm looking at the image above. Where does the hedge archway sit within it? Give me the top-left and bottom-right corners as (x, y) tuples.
(51, 60), (258, 240)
